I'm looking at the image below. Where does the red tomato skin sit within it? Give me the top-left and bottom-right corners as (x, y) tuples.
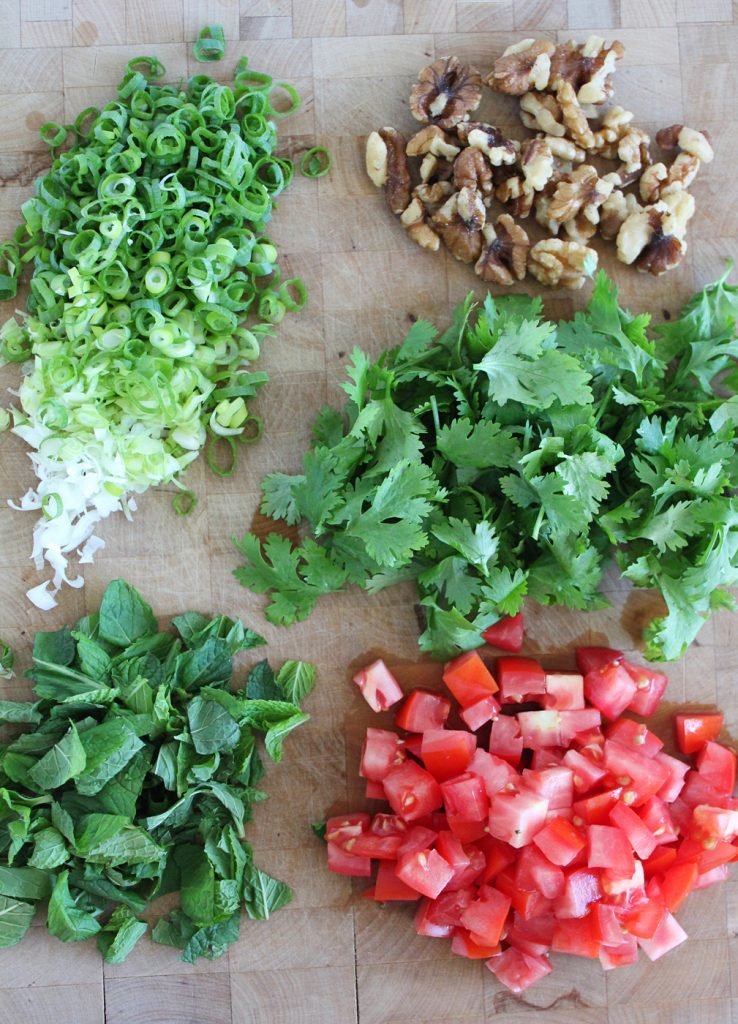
(421, 728), (477, 783)
(558, 709), (602, 744)
(609, 801), (657, 860)
(350, 833), (404, 860)
(479, 836), (517, 883)
(551, 914), (600, 958)
(481, 613), (524, 653)
(696, 741), (737, 795)
(467, 749), (518, 798)
(435, 830), (469, 872)
(327, 841), (372, 877)
(675, 712), (724, 755)
(605, 718), (663, 758)
(486, 948), (552, 994)
(396, 848), (455, 899)
(461, 695), (501, 732)
(575, 647), (624, 675)
(383, 761), (444, 822)
(353, 659), (404, 712)
(642, 846), (678, 878)
(450, 928), (501, 959)
(488, 787), (549, 849)
(619, 893), (665, 939)
(660, 860), (698, 912)
(446, 846), (486, 890)
(374, 859), (422, 901)
(497, 657), (547, 703)
(414, 898), (454, 937)
(394, 689), (451, 733)
(623, 659), (668, 717)
(584, 663), (638, 721)
(488, 715), (524, 767)
(446, 812), (488, 844)
(555, 868), (603, 919)
(587, 824), (634, 874)
(365, 779), (385, 800)
(441, 772), (489, 822)
(637, 910), (688, 961)
(360, 728), (406, 782)
(460, 884), (512, 947)
(532, 816), (587, 867)
(442, 651), (499, 708)
(543, 672), (585, 710)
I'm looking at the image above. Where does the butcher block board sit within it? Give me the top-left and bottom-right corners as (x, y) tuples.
(1, 0), (738, 1022)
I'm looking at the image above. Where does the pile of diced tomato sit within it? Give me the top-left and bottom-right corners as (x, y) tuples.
(325, 627), (737, 994)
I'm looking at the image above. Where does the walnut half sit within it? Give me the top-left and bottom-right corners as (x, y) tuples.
(410, 56), (483, 130)
(432, 187), (486, 263)
(528, 238), (598, 289)
(365, 127), (412, 215)
(487, 38), (555, 95)
(475, 214), (530, 285)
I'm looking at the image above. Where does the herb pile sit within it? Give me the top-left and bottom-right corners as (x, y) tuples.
(234, 268), (738, 662)
(0, 580), (315, 963)
(0, 51), (307, 610)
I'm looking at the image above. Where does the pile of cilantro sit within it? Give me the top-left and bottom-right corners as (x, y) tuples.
(234, 268), (738, 662)
(0, 579), (315, 963)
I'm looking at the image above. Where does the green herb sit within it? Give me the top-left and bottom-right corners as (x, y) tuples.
(299, 146), (332, 179)
(0, 579), (315, 962)
(0, 640), (13, 679)
(234, 268), (738, 662)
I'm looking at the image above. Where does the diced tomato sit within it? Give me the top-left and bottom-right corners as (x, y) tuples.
(360, 728), (406, 782)
(488, 715), (524, 766)
(426, 886), (475, 929)
(562, 748), (607, 795)
(446, 812), (488, 844)
(588, 824), (635, 875)
(605, 718), (663, 758)
(451, 928), (501, 959)
(479, 836), (517, 883)
(496, 657), (546, 703)
(442, 651), (499, 708)
(374, 859), (421, 901)
(572, 788), (624, 826)
(551, 914), (600, 958)
(414, 898), (454, 937)
(619, 890), (665, 939)
(370, 813), (407, 837)
(488, 787), (548, 849)
(533, 816), (587, 866)
(637, 910), (688, 961)
(516, 845), (565, 899)
(467, 749), (517, 797)
(678, 770), (733, 812)
(436, 830), (469, 870)
(601, 856), (644, 898)
(554, 868), (603, 919)
(584, 663), (638, 721)
(396, 848), (454, 899)
(396, 825), (438, 857)
(506, 912), (555, 957)
(353, 659), (404, 712)
(365, 779), (385, 799)
(421, 729), (477, 783)
(517, 709), (562, 748)
(559, 709), (602, 744)
(642, 846), (677, 878)
(531, 748), (565, 770)
(543, 672), (584, 710)
(674, 836), (738, 874)
(659, 860), (698, 912)
(696, 741), (736, 795)
(327, 841), (372, 877)
(325, 813), (370, 845)
(602, 740), (670, 806)
(441, 772), (489, 822)
(654, 751), (688, 803)
(350, 832), (403, 860)
(591, 902), (624, 947)
(486, 948), (552, 994)
(481, 613), (524, 653)
(394, 689), (450, 733)
(692, 804), (738, 842)
(383, 761), (443, 822)
(599, 933), (639, 969)
(460, 884), (512, 946)
(609, 802), (657, 860)
(461, 695), (500, 732)
(675, 712), (724, 755)
(694, 864), (730, 889)
(575, 646), (624, 675)
(521, 766), (573, 810)
(623, 659), (668, 717)
(446, 844), (486, 891)
(638, 796), (679, 846)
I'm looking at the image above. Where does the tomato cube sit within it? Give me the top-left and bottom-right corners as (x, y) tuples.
(587, 824), (634, 875)
(562, 748), (607, 795)
(660, 860), (698, 912)
(374, 859), (422, 901)
(396, 825), (439, 857)
(460, 884), (512, 947)
(675, 712), (724, 755)
(654, 750), (688, 803)
(425, 886), (475, 929)
(543, 672), (584, 710)
(637, 910), (688, 961)
(442, 651), (498, 708)
(481, 613), (524, 653)
(360, 728), (406, 782)
(383, 761), (443, 822)
(605, 718), (663, 758)
(638, 796), (679, 845)
(506, 912), (555, 957)
(517, 709), (562, 748)
(436, 830), (470, 872)
(551, 914), (600, 958)
(460, 695), (501, 732)
(599, 933), (639, 969)
(623, 659), (668, 717)
(351, 832), (404, 860)
(396, 848), (455, 899)
(478, 836), (517, 883)
(602, 740), (670, 806)
(533, 816), (587, 866)
(466, 748), (517, 797)
(486, 948), (552, 993)
(353, 659), (404, 712)
(555, 868), (603, 919)
(447, 845), (486, 890)
(572, 788), (625, 826)
(692, 804), (738, 842)
(521, 766), (573, 810)
(696, 741), (736, 796)
(592, 902), (624, 947)
(441, 772), (489, 822)
(370, 813), (407, 837)
(601, 856), (644, 898)
(488, 715), (524, 766)
(446, 812), (488, 844)
(516, 845), (565, 899)
(575, 646), (624, 675)
(394, 689), (450, 733)
(414, 897), (454, 937)
(559, 709), (602, 744)
(326, 813), (370, 845)
(694, 864), (730, 889)
(488, 786), (548, 849)
(609, 801), (657, 860)
(327, 841), (372, 877)
(450, 928), (501, 959)
(584, 663), (637, 721)
(497, 657), (546, 703)
(421, 729), (477, 782)
(620, 889), (665, 939)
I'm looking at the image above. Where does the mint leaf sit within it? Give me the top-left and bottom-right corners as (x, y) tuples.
(98, 580), (157, 648)
(274, 661), (317, 705)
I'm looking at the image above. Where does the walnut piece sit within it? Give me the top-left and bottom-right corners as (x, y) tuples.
(639, 153), (700, 203)
(616, 191), (694, 275)
(557, 82), (595, 150)
(400, 197), (441, 251)
(520, 138), (554, 192)
(487, 38), (555, 95)
(410, 56), (483, 130)
(616, 126), (651, 186)
(544, 134), (586, 163)
(365, 128), (412, 215)
(656, 124), (714, 164)
(528, 238), (598, 289)
(548, 164), (613, 225)
(550, 36), (625, 105)
(453, 147), (494, 195)
(407, 125), (461, 160)
(520, 92), (565, 137)
(432, 187), (486, 263)
(458, 122), (518, 166)
(591, 106), (634, 157)
(495, 174), (536, 218)
(418, 152), (454, 183)
(413, 181), (455, 213)
(475, 214), (530, 285)
(599, 187), (641, 240)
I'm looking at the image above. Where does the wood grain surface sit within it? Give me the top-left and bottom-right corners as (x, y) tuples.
(1, 0), (737, 1022)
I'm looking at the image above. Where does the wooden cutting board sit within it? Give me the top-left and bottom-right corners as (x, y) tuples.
(1, 1), (737, 1021)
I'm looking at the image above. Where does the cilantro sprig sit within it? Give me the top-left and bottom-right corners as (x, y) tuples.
(234, 267), (738, 662)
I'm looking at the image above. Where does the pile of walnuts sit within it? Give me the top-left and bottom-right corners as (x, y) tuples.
(365, 38), (713, 289)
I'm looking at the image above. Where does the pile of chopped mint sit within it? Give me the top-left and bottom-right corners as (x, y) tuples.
(234, 267), (738, 662)
(0, 580), (315, 963)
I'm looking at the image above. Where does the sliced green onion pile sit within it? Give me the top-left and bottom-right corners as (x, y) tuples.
(0, 50), (308, 609)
